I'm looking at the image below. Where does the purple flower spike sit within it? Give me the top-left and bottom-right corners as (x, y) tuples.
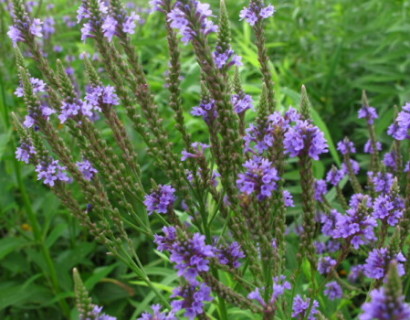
(213, 48), (243, 69)
(171, 282), (213, 320)
(76, 160), (98, 181)
(181, 142), (210, 161)
(283, 190), (295, 207)
(215, 242), (245, 269)
(326, 167), (345, 186)
(36, 159), (71, 187)
(364, 248), (406, 280)
(191, 99), (218, 124)
(231, 93), (253, 114)
(170, 233), (215, 281)
(358, 105), (378, 125)
(144, 184), (176, 215)
(364, 139), (382, 154)
(168, 1), (218, 44)
(292, 295), (319, 320)
(383, 151), (399, 170)
(324, 281), (343, 300)
(15, 77), (47, 98)
(138, 304), (176, 320)
(248, 275), (291, 307)
(123, 12), (141, 34)
(388, 102), (410, 140)
(154, 226), (177, 252)
(236, 156), (280, 200)
(332, 194), (377, 249)
(284, 120), (328, 160)
(373, 193), (404, 226)
(30, 19), (43, 38)
(359, 287), (410, 320)
(7, 25), (24, 45)
(342, 159), (360, 175)
(314, 179), (327, 202)
(368, 171), (394, 194)
(240, 3), (275, 26)
(337, 138), (356, 155)
(102, 16), (118, 42)
(89, 305), (116, 320)
(16, 142), (36, 164)
(318, 256), (337, 275)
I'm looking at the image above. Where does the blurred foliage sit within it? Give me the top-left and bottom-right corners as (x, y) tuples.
(0, 0), (409, 318)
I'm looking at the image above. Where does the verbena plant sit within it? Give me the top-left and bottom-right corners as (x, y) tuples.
(7, 0), (410, 319)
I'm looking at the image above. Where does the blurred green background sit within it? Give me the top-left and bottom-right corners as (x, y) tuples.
(0, 0), (409, 318)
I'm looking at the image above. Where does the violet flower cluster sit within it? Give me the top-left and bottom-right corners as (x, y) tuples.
(8, 0), (410, 319)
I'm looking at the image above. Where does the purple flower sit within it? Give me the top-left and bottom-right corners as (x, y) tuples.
(364, 248), (406, 280)
(244, 123), (274, 153)
(24, 115), (36, 128)
(236, 156), (280, 200)
(76, 160), (98, 181)
(168, 1), (218, 44)
(138, 304), (175, 320)
(341, 159), (360, 175)
(85, 85), (120, 107)
(43, 17), (56, 38)
(181, 142), (209, 161)
(171, 282), (213, 320)
(15, 77), (47, 97)
(54, 45), (63, 52)
(191, 99), (218, 124)
(102, 16), (118, 41)
(358, 105), (378, 125)
(59, 101), (82, 123)
(292, 295), (319, 320)
(332, 194), (377, 249)
(215, 242), (245, 269)
(315, 240), (340, 254)
(383, 151), (399, 170)
(248, 275), (291, 307)
(16, 142), (36, 164)
(337, 138), (356, 155)
(213, 48), (243, 69)
(7, 25), (24, 45)
(319, 209), (339, 237)
(81, 22), (93, 41)
(359, 287), (410, 320)
(123, 12), (140, 34)
(388, 102), (410, 140)
(326, 167), (345, 186)
(89, 305), (116, 320)
(240, 3), (275, 26)
(314, 179), (327, 202)
(349, 265), (365, 282)
(405, 161), (410, 172)
(231, 93), (253, 114)
(318, 256), (337, 275)
(144, 184), (176, 215)
(36, 159), (71, 187)
(169, 233), (215, 281)
(29, 19), (43, 37)
(368, 171), (394, 194)
(150, 0), (165, 11)
(364, 139), (382, 154)
(154, 226), (177, 252)
(373, 193), (404, 226)
(284, 120), (328, 160)
(324, 281), (343, 300)
(283, 190), (294, 207)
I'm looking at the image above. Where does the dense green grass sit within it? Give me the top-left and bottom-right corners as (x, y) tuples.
(0, 0), (408, 318)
